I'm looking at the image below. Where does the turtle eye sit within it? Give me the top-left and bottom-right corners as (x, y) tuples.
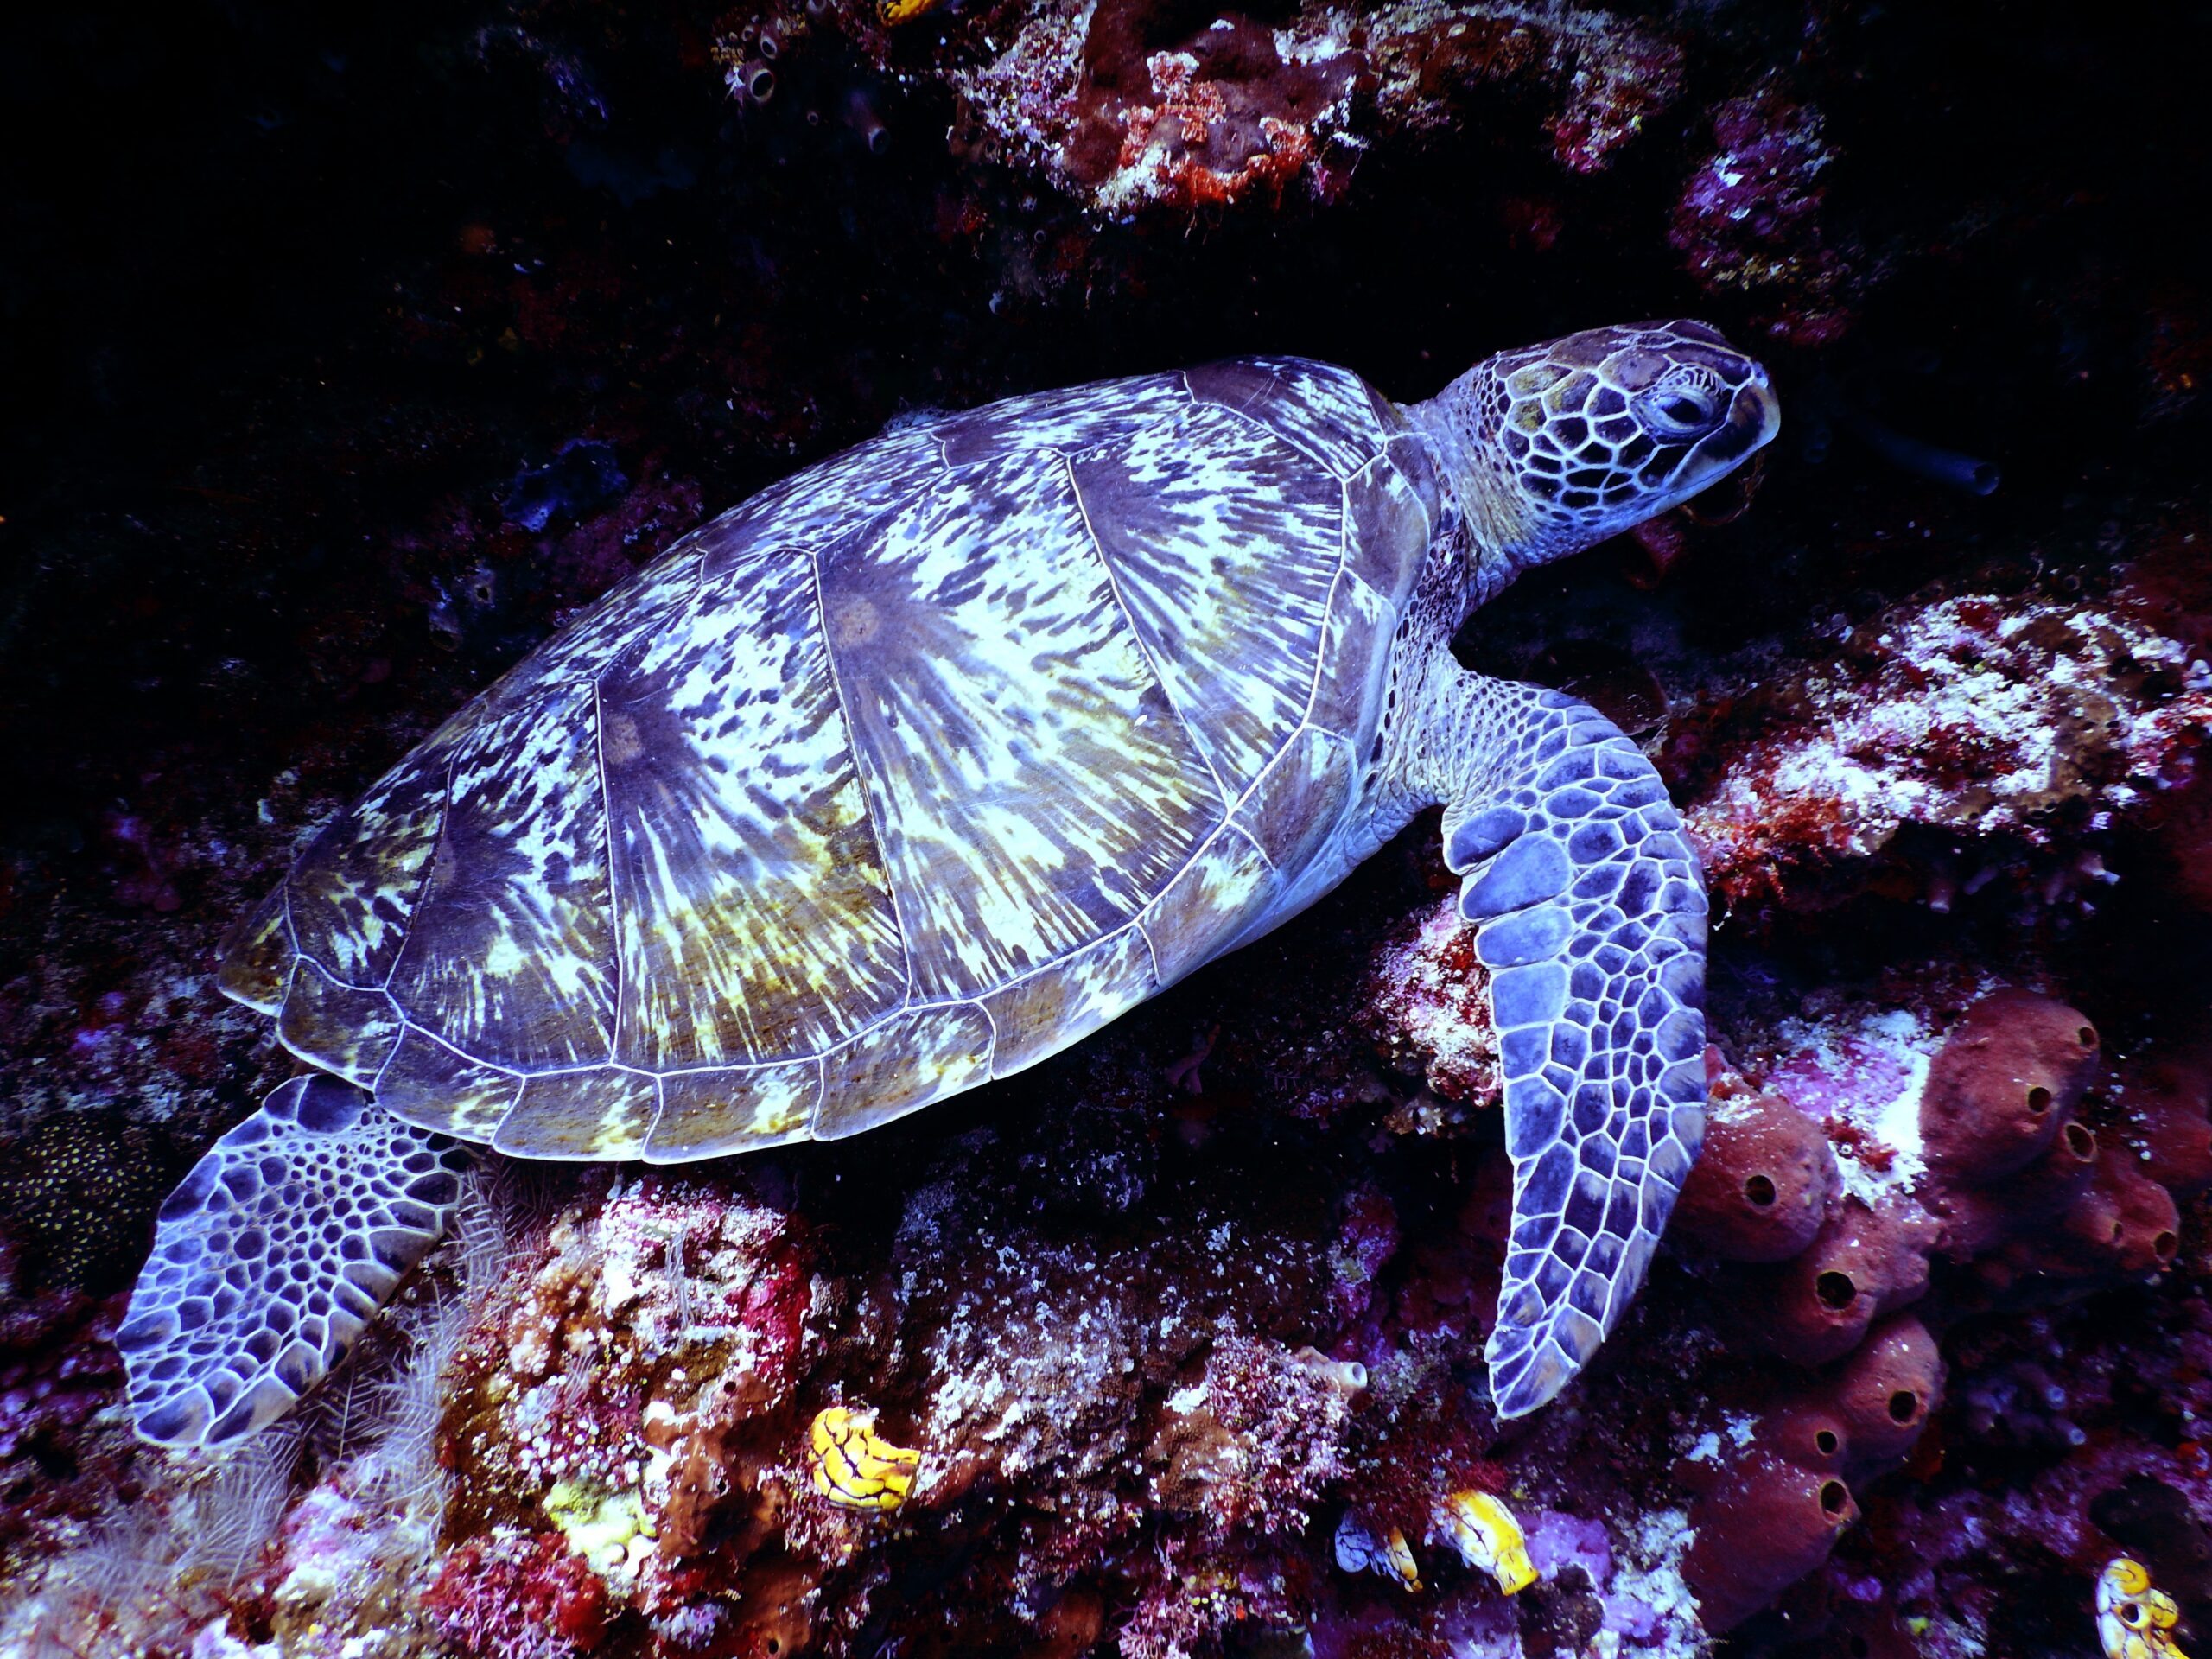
(1637, 380), (1723, 441)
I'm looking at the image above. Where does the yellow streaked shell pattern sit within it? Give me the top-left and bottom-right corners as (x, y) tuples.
(218, 359), (1440, 1160)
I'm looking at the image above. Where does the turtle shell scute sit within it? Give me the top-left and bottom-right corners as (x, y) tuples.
(1184, 356), (1390, 480)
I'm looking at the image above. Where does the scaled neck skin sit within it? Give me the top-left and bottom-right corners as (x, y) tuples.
(1405, 364), (1592, 623)
(1380, 367), (1592, 815)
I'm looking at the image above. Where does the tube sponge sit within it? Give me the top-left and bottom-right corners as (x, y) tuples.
(1681, 1315), (1944, 1632)
(2063, 1156), (2183, 1275)
(1921, 989), (2101, 1183)
(1933, 1116), (2100, 1259)
(1674, 1090), (1840, 1262)
(1744, 1198), (1933, 1366)
(2131, 1058), (2212, 1197)
(1827, 1314), (1943, 1471)
(1759, 1401), (1852, 1474)
(1682, 1449), (1859, 1632)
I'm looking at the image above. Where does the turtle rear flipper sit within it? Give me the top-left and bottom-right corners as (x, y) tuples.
(118, 1076), (467, 1447)
(1429, 671), (1709, 1419)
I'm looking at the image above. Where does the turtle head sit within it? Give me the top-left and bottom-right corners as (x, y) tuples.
(1421, 320), (1779, 594)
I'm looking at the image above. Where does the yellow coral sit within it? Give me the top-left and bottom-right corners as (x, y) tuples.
(2101, 1558), (2190, 1659)
(1378, 1526), (1421, 1592)
(543, 1480), (657, 1579)
(876, 0), (938, 22)
(1431, 1490), (1537, 1595)
(809, 1406), (922, 1512)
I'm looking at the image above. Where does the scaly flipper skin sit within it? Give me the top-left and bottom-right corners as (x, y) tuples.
(1432, 670), (1707, 1417)
(118, 1077), (467, 1447)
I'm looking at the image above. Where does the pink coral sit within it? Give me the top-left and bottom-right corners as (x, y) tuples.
(1669, 90), (1855, 346)
(425, 1530), (611, 1659)
(1678, 588), (2212, 918)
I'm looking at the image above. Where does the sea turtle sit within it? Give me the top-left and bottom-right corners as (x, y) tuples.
(119, 321), (1778, 1448)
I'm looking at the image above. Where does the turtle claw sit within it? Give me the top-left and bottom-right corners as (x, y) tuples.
(1445, 806), (1526, 870)
(1458, 836), (1573, 920)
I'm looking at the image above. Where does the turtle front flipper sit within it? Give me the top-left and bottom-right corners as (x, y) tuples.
(1429, 671), (1707, 1418)
(117, 1076), (467, 1447)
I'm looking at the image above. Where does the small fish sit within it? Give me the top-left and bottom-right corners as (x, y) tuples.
(808, 1406), (923, 1512)
(2100, 1558), (2190, 1659)
(1431, 1489), (1538, 1595)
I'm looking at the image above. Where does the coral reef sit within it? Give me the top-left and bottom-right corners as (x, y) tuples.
(1670, 91), (1855, 349)
(1679, 583), (2212, 924)
(424, 1530), (610, 1659)
(944, 0), (1681, 219)
(1662, 981), (2212, 1635)
(3, 0), (2210, 1653)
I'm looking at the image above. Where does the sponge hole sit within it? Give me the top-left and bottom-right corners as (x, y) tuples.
(1819, 1479), (1850, 1516)
(2026, 1085), (2052, 1116)
(1744, 1173), (1777, 1208)
(1887, 1389), (1919, 1424)
(1815, 1270), (1857, 1311)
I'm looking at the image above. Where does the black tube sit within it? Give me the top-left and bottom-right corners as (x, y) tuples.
(1840, 409), (2000, 495)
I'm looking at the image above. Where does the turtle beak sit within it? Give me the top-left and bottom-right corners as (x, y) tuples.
(1703, 372), (1782, 468)
(1658, 372), (1778, 520)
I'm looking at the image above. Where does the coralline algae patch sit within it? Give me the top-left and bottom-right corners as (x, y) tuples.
(1754, 998), (1959, 1206)
(435, 1174), (815, 1611)
(1357, 892), (1503, 1109)
(1681, 589), (2212, 912)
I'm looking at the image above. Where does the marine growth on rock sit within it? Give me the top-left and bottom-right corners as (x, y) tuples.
(2, 3), (2209, 1657)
